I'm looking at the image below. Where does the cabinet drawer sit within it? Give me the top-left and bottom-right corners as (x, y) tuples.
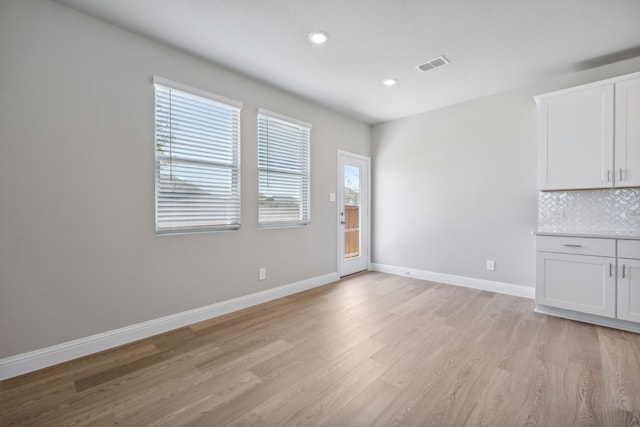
(618, 239), (640, 260)
(536, 235), (615, 257)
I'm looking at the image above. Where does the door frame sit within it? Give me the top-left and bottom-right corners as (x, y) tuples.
(337, 150), (371, 277)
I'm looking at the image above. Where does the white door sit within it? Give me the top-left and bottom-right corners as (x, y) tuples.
(615, 76), (640, 187)
(338, 151), (369, 276)
(617, 258), (640, 322)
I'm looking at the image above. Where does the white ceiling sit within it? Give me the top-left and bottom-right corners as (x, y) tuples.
(55, 0), (640, 124)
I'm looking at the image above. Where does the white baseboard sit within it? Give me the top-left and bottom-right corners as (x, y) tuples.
(0, 272), (339, 381)
(535, 304), (640, 333)
(371, 263), (535, 299)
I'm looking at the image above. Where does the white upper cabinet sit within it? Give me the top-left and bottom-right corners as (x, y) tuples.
(536, 72), (640, 191)
(537, 85), (613, 190)
(615, 76), (640, 187)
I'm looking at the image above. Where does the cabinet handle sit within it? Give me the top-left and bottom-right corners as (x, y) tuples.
(610, 263), (613, 277)
(607, 169), (611, 182)
(619, 168), (623, 182)
(563, 244), (582, 247)
(623, 264), (626, 279)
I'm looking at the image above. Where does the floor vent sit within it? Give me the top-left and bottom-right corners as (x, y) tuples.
(417, 55), (449, 72)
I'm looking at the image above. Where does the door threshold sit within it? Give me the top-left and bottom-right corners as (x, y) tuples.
(340, 270), (369, 279)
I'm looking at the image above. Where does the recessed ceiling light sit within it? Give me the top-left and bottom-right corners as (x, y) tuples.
(308, 31), (329, 45)
(382, 78), (398, 87)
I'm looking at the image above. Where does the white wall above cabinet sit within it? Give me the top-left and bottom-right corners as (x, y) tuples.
(535, 71), (640, 191)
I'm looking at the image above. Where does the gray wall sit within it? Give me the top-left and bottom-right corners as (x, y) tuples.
(371, 57), (640, 288)
(0, 0), (370, 358)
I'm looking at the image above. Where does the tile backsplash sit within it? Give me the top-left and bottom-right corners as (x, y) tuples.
(538, 188), (640, 234)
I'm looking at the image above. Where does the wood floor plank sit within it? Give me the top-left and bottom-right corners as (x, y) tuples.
(276, 358), (387, 426)
(372, 319), (453, 389)
(513, 352), (566, 427)
(540, 314), (573, 367)
(7, 341), (222, 426)
(598, 327), (640, 424)
(496, 316), (545, 374)
(240, 341), (386, 427)
(319, 378), (400, 427)
(72, 333), (218, 392)
(122, 370), (262, 427)
(443, 290), (495, 330)
(371, 331), (487, 426)
(2, 272), (640, 426)
(403, 341), (500, 426)
(0, 341), (158, 395)
(458, 367), (519, 426)
(567, 321), (604, 369)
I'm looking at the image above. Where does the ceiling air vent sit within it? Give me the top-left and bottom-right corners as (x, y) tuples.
(416, 55), (449, 72)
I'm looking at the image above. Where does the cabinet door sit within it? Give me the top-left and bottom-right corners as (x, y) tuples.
(615, 77), (640, 187)
(617, 258), (640, 322)
(536, 252), (616, 317)
(538, 85), (614, 190)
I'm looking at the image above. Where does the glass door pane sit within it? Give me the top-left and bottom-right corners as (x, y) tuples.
(343, 165), (361, 259)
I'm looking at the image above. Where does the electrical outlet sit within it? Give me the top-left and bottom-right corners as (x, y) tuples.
(259, 267), (266, 280)
(486, 260), (495, 271)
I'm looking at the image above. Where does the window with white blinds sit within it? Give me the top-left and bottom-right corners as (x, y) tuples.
(257, 109), (311, 228)
(154, 77), (242, 234)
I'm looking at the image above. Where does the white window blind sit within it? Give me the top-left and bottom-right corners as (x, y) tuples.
(154, 77), (242, 234)
(257, 110), (311, 228)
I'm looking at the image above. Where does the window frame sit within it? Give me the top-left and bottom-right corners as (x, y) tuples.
(257, 108), (312, 229)
(153, 76), (242, 235)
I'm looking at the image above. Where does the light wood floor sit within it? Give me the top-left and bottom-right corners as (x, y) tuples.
(2, 272), (640, 426)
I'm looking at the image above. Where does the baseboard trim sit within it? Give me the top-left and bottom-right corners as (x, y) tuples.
(0, 272), (339, 381)
(371, 263), (535, 299)
(535, 304), (640, 333)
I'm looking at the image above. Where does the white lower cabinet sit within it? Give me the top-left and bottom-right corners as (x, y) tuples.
(617, 242), (640, 322)
(536, 247), (616, 318)
(536, 236), (640, 331)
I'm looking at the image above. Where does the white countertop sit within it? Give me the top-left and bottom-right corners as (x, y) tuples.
(535, 230), (640, 240)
